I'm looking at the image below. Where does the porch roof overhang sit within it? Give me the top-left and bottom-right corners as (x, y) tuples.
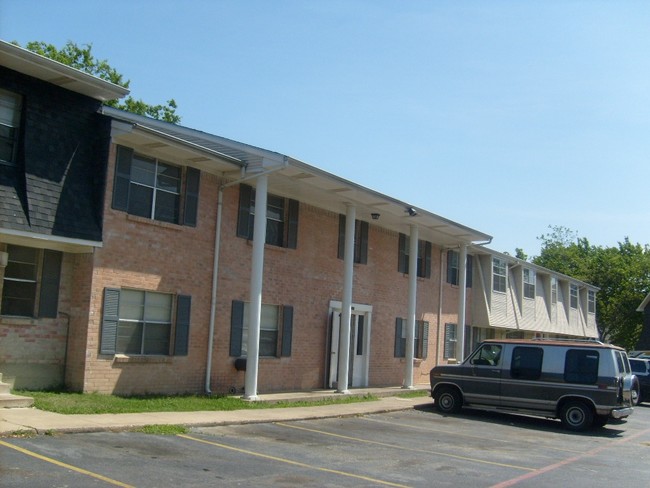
(102, 107), (492, 248)
(0, 228), (101, 254)
(0, 40), (129, 101)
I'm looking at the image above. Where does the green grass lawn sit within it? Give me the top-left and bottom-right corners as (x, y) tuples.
(14, 389), (428, 415)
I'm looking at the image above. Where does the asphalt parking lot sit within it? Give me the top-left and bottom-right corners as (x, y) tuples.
(2, 403), (649, 487)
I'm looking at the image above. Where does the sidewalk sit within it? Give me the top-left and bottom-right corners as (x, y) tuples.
(0, 386), (431, 436)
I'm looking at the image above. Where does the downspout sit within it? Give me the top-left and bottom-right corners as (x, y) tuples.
(204, 160), (288, 394)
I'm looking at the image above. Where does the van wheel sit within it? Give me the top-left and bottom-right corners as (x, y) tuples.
(560, 401), (593, 431)
(434, 387), (462, 414)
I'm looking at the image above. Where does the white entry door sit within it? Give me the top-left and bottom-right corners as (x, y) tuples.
(328, 302), (371, 388)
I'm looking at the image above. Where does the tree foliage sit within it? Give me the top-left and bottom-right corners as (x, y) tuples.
(532, 225), (650, 349)
(21, 41), (180, 124)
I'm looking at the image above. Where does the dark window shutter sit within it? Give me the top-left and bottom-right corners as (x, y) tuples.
(230, 300), (245, 356)
(337, 214), (345, 259)
(444, 323), (456, 359)
(358, 220), (369, 264)
(424, 241), (432, 278)
(100, 288), (120, 355)
(466, 254), (473, 288)
(446, 251), (455, 284)
(237, 185), (253, 239)
(281, 305), (294, 357)
(183, 168), (200, 227)
(287, 199), (299, 249)
(398, 233), (408, 273)
(394, 317), (405, 358)
(421, 321), (429, 359)
(112, 145), (133, 211)
(38, 250), (62, 318)
(174, 295), (191, 356)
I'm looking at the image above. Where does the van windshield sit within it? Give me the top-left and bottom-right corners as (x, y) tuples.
(469, 344), (502, 366)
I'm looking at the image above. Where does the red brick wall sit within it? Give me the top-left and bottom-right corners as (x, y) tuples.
(0, 250), (75, 390)
(80, 142), (464, 395)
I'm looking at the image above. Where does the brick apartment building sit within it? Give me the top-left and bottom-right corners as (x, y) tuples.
(0, 40), (599, 396)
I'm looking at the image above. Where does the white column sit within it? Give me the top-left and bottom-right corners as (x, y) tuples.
(244, 174), (268, 400)
(457, 244), (468, 362)
(404, 224), (418, 389)
(337, 205), (356, 394)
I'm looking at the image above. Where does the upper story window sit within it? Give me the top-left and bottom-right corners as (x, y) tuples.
(398, 233), (432, 278)
(112, 145), (200, 227)
(588, 290), (596, 314)
(100, 288), (191, 356)
(523, 268), (536, 299)
(238, 184), (299, 248)
(551, 277), (558, 304)
(337, 215), (369, 264)
(446, 250), (473, 287)
(492, 257), (507, 293)
(1, 245), (62, 318)
(0, 88), (22, 166)
(570, 284), (579, 309)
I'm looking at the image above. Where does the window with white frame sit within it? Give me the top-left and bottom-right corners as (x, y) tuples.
(128, 154), (181, 222)
(551, 277), (558, 304)
(443, 323), (457, 359)
(0, 88), (22, 166)
(523, 268), (535, 299)
(117, 290), (172, 355)
(398, 234), (432, 278)
(112, 146), (200, 226)
(492, 257), (507, 293)
(446, 250), (473, 287)
(238, 184), (299, 249)
(1, 245), (62, 318)
(337, 215), (369, 264)
(394, 318), (429, 359)
(100, 288), (191, 356)
(229, 301), (293, 357)
(570, 284), (579, 309)
(588, 290), (596, 314)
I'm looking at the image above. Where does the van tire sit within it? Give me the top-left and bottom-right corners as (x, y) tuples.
(560, 401), (593, 431)
(434, 387), (462, 414)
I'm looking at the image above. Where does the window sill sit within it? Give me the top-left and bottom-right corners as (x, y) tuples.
(126, 214), (183, 231)
(0, 316), (57, 325)
(113, 354), (173, 364)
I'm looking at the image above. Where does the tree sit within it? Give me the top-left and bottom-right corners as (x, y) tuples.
(532, 226), (650, 349)
(20, 41), (180, 124)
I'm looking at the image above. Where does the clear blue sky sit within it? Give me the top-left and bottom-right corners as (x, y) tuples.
(2, 0), (648, 257)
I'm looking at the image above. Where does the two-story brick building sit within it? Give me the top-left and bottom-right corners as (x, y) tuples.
(0, 40), (600, 397)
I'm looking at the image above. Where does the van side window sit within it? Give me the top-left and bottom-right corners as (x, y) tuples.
(470, 344), (502, 366)
(510, 347), (543, 380)
(564, 349), (599, 384)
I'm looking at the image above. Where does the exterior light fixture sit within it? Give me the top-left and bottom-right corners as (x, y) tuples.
(407, 207), (417, 217)
(371, 213), (380, 220)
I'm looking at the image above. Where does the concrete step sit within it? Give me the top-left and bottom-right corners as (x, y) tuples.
(0, 392), (34, 408)
(0, 382), (9, 395)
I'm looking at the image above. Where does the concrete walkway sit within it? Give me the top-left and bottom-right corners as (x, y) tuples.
(0, 386), (432, 436)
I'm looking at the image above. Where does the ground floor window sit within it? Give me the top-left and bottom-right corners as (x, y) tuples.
(230, 300), (293, 358)
(100, 288), (191, 356)
(1, 245), (61, 318)
(394, 318), (429, 359)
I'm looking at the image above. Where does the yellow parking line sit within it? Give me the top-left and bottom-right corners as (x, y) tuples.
(276, 422), (535, 472)
(0, 439), (135, 488)
(178, 433), (412, 488)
